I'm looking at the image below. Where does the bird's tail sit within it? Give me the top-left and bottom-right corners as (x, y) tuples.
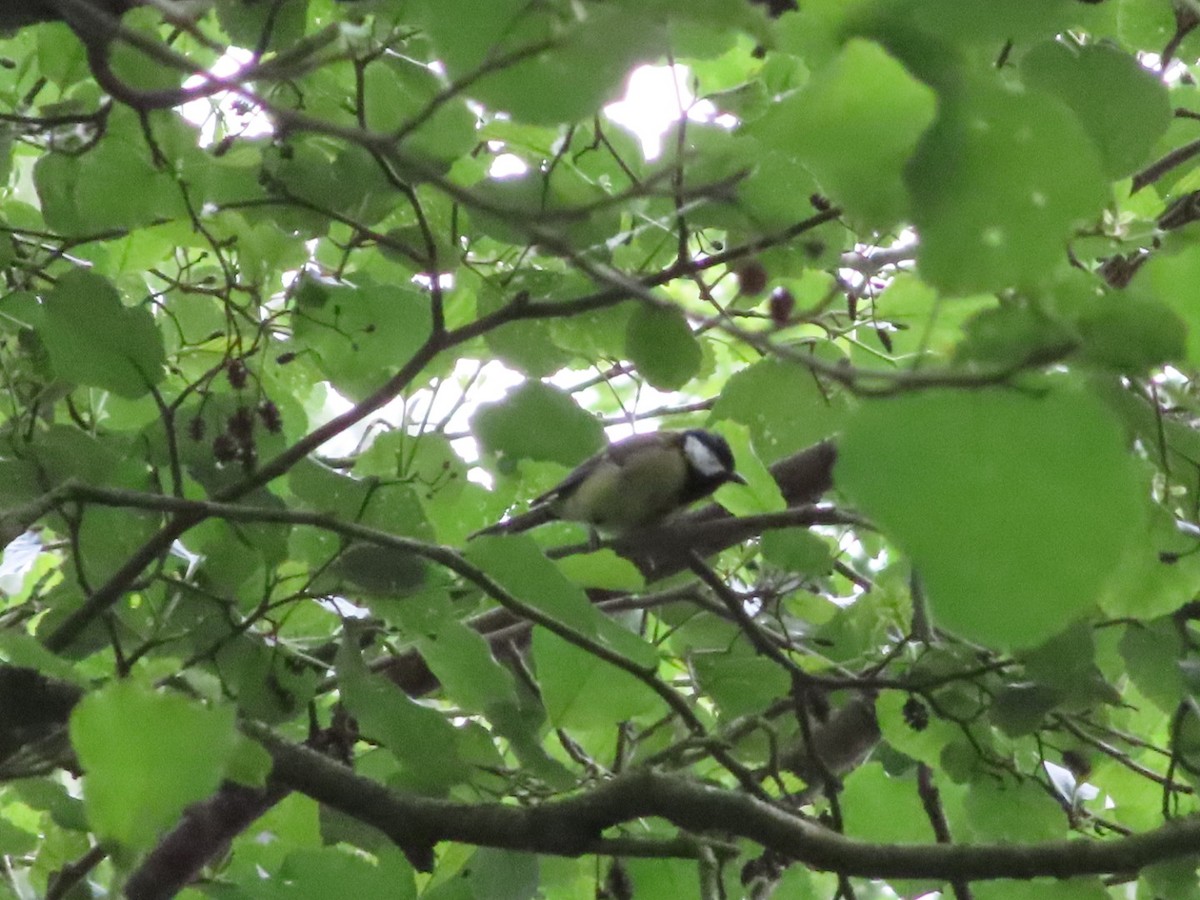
(468, 505), (556, 539)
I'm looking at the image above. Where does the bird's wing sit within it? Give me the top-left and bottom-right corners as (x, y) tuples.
(529, 432), (680, 507)
(470, 445), (615, 538)
(608, 430), (680, 465)
(468, 504), (557, 538)
(527, 455), (601, 508)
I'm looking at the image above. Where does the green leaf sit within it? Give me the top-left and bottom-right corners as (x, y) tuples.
(871, 273), (994, 363)
(289, 459), (432, 545)
(709, 422), (784, 517)
(421, 2), (664, 124)
(465, 537), (659, 670)
(452, 849), (539, 900)
(554, 550), (645, 591)
(74, 138), (178, 231)
(626, 858), (701, 900)
(69, 681), (238, 849)
(963, 777), (1066, 842)
(736, 144), (827, 230)
(226, 735), (273, 788)
(549, 300), (636, 364)
(989, 683), (1060, 736)
(875, 691), (959, 767)
(624, 305), (702, 391)
(474, 272), (575, 377)
(907, 81), (1106, 293)
(363, 56), (476, 170)
(405, 614), (572, 782)
(291, 275), (433, 400)
(35, 24), (89, 87)
(471, 381), (605, 466)
(276, 847), (417, 900)
(33, 425), (123, 491)
(330, 145), (405, 226)
(712, 357), (846, 461)
(333, 543), (427, 596)
(33, 113), (183, 235)
(1021, 40), (1171, 179)
(106, 9), (186, 95)
(77, 503), (161, 586)
(11, 778), (86, 833)
(761, 530), (833, 576)
(1144, 245), (1200, 365)
(909, 0), (1075, 45)
(0, 633), (88, 686)
(0, 818), (37, 856)
(262, 139), (341, 224)
(389, 593), (523, 716)
(973, 879), (1110, 900)
(1021, 623), (1116, 707)
(751, 39), (936, 229)
(690, 651), (790, 718)
(1099, 508), (1200, 621)
(215, 636), (319, 724)
(216, 0), (309, 50)
(471, 166), (621, 252)
(337, 640), (471, 794)
(836, 387), (1145, 648)
(1119, 620), (1186, 715)
(31, 153), (81, 234)
(954, 304), (1077, 368)
(38, 269), (165, 397)
(840, 764), (937, 843)
(532, 628), (665, 731)
(1142, 858), (1200, 900)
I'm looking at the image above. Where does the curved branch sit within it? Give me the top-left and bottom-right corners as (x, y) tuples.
(1, 0), (130, 31)
(123, 780), (289, 900)
(251, 721), (1200, 882)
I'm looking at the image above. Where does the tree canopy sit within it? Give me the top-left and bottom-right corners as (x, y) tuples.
(5, 0), (1200, 897)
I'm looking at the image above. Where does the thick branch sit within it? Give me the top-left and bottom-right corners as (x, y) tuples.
(0, 0), (131, 31)
(123, 780), (289, 900)
(10, 665), (1200, 884)
(251, 722), (1200, 882)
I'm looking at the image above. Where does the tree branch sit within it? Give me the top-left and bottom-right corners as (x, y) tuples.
(250, 721), (1200, 882)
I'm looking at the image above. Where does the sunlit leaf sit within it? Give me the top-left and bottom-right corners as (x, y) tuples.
(70, 681), (237, 849)
(38, 269), (165, 397)
(291, 275), (433, 400)
(751, 39), (936, 229)
(837, 387), (1145, 648)
(532, 628), (665, 731)
(337, 641), (471, 794)
(625, 304), (701, 390)
(420, 2), (665, 124)
(907, 81), (1106, 292)
(1022, 40), (1170, 179)
(472, 382), (605, 466)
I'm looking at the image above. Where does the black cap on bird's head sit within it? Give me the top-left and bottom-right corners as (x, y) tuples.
(680, 429), (747, 500)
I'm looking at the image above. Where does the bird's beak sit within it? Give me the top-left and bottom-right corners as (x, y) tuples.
(728, 472), (748, 486)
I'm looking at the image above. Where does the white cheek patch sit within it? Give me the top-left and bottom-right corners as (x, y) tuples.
(683, 434), (727, 478)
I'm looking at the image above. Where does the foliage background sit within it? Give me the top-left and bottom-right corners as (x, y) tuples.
(4, 0), (1200, 898)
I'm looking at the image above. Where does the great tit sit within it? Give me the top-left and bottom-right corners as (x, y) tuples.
(471, 429), (747, 538)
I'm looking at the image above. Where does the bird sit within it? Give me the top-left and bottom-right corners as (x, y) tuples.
(470, 429), (747, 538)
